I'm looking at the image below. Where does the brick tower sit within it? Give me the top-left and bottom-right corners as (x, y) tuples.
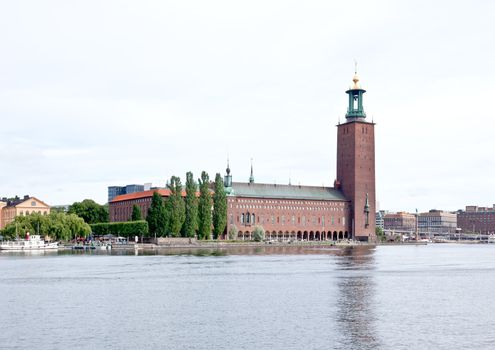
(336, 71), (376, 242)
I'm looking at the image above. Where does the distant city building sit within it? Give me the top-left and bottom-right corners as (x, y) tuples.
(108, 184), (145, 202)
(457, 205), (495, 234)
(375, 210), (388, 230)
(0, 196), (51, 229)
(383, 212), (416, 232)
(418, 210), (457, 233)
(108, 186), (126, 203)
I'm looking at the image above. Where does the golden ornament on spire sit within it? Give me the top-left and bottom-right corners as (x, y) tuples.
(351, 73), (361, 90)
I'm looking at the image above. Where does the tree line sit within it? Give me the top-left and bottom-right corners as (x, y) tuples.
(0, 171), (227, 241)
(1, 212), (91, 241)
(146, 171), (226, 240)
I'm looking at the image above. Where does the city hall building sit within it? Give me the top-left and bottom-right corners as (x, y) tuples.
(225, 72), (376, 242)
(109, 72), (376, 242)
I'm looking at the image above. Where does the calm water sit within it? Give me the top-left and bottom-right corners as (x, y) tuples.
(1, 244), (494, 350)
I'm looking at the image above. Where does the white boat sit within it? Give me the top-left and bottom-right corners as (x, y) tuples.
(72, 243), (111, 251)
(0, 235), (59, 251)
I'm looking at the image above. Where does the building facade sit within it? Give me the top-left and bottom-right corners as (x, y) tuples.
(225, 182), (351, 241)
(383, 212), (416, 232)
(108, 184), (145, 203)
(0, 196), (51, 229)
(109, 189), (171, 222)
(418, 210), (457, 233)
(375, 210), (388, 230)
(457, 205), (495, 234)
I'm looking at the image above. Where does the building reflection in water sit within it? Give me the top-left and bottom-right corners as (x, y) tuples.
(333, 246), (381, 350)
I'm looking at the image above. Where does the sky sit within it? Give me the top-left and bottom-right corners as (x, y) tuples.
(1, 0), (494, 212)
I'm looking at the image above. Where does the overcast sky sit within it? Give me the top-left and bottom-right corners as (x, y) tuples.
(1, 0), (494, 212)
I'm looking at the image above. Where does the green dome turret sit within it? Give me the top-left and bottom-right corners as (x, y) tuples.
(345, 71), (366, 120)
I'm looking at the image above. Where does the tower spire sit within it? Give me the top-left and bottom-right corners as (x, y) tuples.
(345, 67), (366, 120)
(224, 157), (232, 187)
(249, 158), (254, 184)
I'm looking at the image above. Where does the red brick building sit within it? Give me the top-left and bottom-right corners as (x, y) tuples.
(226, 182), (351, 241)
(109, 72), (376, 242)
(225, 71), (376, 242)
(457, 205), (495, 234)
(110, 189), (172, 222)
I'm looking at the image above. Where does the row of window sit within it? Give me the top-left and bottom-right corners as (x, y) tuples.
(232, 204), (345, 212)
(235, 212), (346, 227)
(115, 198), (151, 205)
(231, 198), (346, 207)
(0, 210), (48, 222)
(112, 205), (148, 221)
(19, 210), (47, 216)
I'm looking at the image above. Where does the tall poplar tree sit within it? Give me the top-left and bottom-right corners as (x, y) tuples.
(212, 173), (227, 239)
(131, 204), (142, 221)
(147, 192), (167, 237)
(167, 176), (186, 237)
(197, 171), (212, 240)
(184, 171), (198, 238)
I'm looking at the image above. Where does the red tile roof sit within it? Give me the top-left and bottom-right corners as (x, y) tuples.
(110, 189), (199, 203)
(111, 190), (171, 203)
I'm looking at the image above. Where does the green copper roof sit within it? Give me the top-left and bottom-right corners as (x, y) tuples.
(229, 182), (347, 201)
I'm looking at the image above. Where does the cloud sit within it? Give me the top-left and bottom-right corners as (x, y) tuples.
(0, 0), (494, 210)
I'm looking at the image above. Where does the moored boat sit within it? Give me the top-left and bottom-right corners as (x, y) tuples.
(72, 243), (112, 250)
(0, 235), (59, 251)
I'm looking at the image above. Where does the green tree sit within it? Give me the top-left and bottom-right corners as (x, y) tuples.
(184, 171), (198, 238)
(0, 212), (90, 241)
(131, 204), (142, 221)
(166, 176), (186, 237)
(212, 173), (227, 239)
(197, 171), (212, 240)
(63, 213), (92, 240)
(91, 221), (148, 238)
(252, 226), (265, 242)
(375, 226), (385, 242)
(228, 225), (238, 240)
(146, 192), (167, 237)
(68, 199), (108, 224)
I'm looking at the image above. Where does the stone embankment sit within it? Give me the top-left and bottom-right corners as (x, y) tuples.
(112, 239), (375, 250)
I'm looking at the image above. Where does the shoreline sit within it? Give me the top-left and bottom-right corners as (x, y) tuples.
(106, 240), (433, 250)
